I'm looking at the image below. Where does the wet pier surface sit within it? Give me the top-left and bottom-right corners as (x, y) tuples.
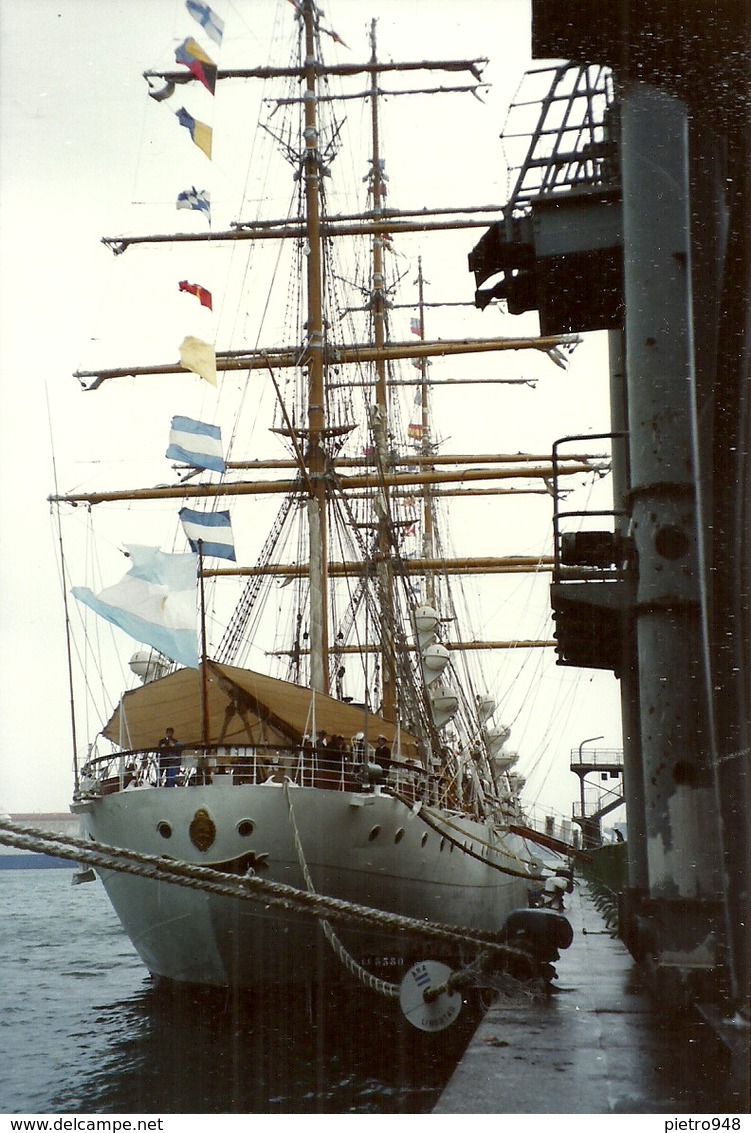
(434, 882), (745, 1114)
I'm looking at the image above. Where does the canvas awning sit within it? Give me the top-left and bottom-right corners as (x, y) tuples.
(102, 660), (420, 757)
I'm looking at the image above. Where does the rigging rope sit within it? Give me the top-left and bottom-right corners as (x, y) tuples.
(283, 783), (543, 1003)
(386, 790), (538, 880)
(216, 494), (296, 664)
(283, 781), (401, 998)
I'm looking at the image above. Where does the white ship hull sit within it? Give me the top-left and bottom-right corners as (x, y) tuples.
(75, 781), (533, 989)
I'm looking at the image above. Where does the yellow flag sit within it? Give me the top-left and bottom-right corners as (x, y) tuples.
(179, 336), (217, 386)
(191, 118), (213, 159)
(175, 107), (213, 159)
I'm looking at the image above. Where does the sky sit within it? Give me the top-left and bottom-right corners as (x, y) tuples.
(0, 0), (624, 822)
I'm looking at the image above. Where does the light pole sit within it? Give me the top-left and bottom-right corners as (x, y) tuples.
(577, 735), (604, 847)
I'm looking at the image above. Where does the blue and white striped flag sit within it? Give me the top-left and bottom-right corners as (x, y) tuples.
(176, 187), (211, 221)
(166, 416), (225, 474)
(185, 0), (224, 46)
(72, 546), (199, 669)
(179, 507), (236, 561)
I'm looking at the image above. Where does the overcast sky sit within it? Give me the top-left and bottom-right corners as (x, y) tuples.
(0, 0), (623, 820)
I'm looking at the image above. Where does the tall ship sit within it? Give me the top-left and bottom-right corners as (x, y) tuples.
(48, 0), (592, 1012)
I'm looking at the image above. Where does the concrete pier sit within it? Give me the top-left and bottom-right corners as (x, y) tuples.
(434, 882), (743, 1114)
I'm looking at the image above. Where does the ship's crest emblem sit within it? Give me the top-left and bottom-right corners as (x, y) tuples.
(189, 807), (216, 852)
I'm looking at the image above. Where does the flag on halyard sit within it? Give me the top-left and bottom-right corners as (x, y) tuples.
(72, 546), (199, 669)
(179, 507), (236, 560)
(178, 280), (213, 309)
(321, 21), (348, 48)
(176, 187), (211, 220)
(410, 317), (422, 337)
(179, 336), (217, 385)
(175, 107), (212, 159)
(175, 37), (218, 94)
(166, 416), (225, 473)
(408, 389), (423, 440)
(185, 0), (224, 46)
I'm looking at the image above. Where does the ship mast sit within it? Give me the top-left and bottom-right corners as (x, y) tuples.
(367, 18), (398, 721)
(302, 0), (329, 693)
(53, 5), (605, 712)
(414, 258), (436, 607)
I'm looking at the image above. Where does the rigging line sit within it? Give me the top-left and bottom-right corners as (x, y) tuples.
(387, 793), (537, 881)
(498, 636), (551, 751)
(325, 492), (381, 691)
(283, 780), (400, 999)
(217, 496), (297, 665)
(226, 30), (303, 439)
(46, 389), (80, 787)
(524, 675), (584, 804)
(224, 184), (301, 460)
(262, 354), (314, 496)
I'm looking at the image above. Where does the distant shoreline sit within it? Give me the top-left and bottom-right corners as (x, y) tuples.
(0, 813), (80, 868)
(0, 855), (76, 870)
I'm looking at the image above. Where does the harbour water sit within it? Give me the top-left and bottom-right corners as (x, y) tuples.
(0, 867), (480, 1115)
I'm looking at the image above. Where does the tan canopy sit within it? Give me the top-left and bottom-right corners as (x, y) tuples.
(102, 660), (420, 757)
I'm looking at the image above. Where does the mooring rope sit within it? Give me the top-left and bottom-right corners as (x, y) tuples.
(422, 949), (540, 1004)
(0, 818), (529, 960)
(283, 781), (401, 999)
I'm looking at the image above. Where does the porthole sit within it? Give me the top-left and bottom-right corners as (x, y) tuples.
(439, 837), (445, 852)
(157, 821), (172, 839)
(237, 819), (255, 837)
(449, 841), (454, 852)
(368, 825), (381, 842)
(394, 828), (405, 844)
(421, 832), (428, 848)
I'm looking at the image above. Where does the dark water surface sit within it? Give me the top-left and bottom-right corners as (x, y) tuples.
(0, 869), (478, 1115)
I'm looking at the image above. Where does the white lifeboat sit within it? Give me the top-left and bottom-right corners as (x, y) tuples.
(414, 605), (440, 647)
(508, 772), (526, 794)
(129, 649), (169, 684)
(429, 685), (459, 729)
(484, 724), (511, 754)
(421, 642), (450, 684)
(491, 750), (519, 774)
(476, 695), (496, 723)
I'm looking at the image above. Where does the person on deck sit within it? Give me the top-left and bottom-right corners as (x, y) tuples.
(158, 727), (182, 787)
(328, 734), (346, 757)
(373, 735), (392, 769)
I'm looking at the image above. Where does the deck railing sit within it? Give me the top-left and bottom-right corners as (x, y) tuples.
(78, 743), (434, 803)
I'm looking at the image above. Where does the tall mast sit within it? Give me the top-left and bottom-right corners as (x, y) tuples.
(415, 258), (436, 607)
(368, 19), (397, 720)
(302, 0), (329, 693)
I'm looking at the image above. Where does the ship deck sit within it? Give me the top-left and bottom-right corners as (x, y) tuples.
(433, 880), (745, 1114)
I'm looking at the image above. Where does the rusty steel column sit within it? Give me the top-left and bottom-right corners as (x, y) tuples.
(608, 329), (648, 892)
(621, 82), (724, 995)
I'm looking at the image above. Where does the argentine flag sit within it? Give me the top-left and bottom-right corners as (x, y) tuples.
(166, 415), (225, 473)
(179, 507), (236, 561)
(72, 547), (199, 669)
